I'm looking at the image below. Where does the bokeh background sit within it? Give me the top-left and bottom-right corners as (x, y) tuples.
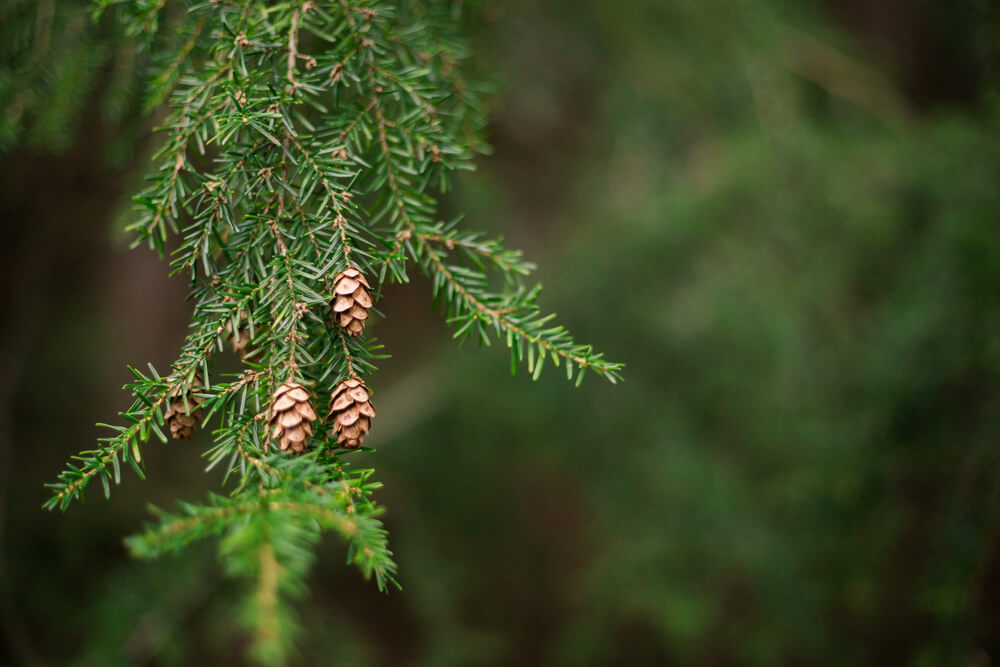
(3, 0), (1000, 665)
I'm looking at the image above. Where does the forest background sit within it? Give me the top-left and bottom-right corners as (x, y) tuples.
(2, 0), (1000, 665)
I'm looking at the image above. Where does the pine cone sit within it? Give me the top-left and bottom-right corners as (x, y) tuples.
(164, 378), (204, 440)
(330, 268), (373, 337)
(328, 378), (375, 449)
(268, 382), (317, 454)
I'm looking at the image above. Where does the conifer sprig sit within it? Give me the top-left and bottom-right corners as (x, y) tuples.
(45, 1), (621, 662)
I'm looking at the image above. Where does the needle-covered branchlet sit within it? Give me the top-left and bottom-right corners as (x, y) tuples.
(330, 268), (373, 337)
(328, 378), (375, 449)
(268, 382), (317, 454)
(43, 3), (621, 662)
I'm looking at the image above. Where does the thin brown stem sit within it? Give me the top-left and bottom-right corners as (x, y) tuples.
(286, 7), (301, 91)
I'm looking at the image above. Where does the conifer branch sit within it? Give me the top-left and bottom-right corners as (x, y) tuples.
(45, 1), (619, 662)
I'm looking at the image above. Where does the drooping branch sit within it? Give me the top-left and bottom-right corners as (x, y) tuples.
(45, 2), (618, 664)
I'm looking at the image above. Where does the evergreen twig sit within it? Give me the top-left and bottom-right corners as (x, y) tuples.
(43, 1), (622, 663)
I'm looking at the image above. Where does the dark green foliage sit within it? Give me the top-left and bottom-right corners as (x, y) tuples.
(0, 0), (152, 156)
(368, 2), (1000, 664)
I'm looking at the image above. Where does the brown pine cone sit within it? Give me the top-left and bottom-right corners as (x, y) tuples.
(164, 378), (205, 440)
(328, 378), (375, 449)
(330, 268), (373, 337)
(268, 382), (317, 454)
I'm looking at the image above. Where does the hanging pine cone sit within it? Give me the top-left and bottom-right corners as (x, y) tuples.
(330, 267), (373, 337)
(328, 378), (375, 449)
(268, 382), (317, 454)
(164, 377), (204, 440)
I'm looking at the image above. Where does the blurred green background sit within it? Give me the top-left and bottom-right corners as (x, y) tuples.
(3, 0), (1000, 665)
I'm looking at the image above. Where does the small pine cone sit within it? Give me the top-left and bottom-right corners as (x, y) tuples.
(328, 378), (375, 449)
(268, 382), (317, 454)
(330, 268), (373, 337)
(164, 378), (204, 440)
